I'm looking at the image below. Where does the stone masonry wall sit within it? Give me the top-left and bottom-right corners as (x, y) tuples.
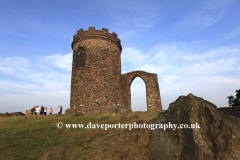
(70, 27), (122, 115)
(121, 71), (162, 111)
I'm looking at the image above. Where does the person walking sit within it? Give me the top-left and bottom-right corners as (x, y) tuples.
(40, 105), (44, 115)
(44, 107), (47, 115)
(49, 108), (53, 115)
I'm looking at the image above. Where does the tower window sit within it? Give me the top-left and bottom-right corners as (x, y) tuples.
(76, 47), (85, 67)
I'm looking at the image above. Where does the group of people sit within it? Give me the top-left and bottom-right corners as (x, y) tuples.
(30, 105), (62, 115)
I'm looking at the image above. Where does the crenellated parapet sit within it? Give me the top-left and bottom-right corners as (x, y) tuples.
(72, 27), (122, 52)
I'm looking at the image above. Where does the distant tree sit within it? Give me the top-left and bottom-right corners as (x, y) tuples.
(227, 95), (234, 107)
(233, 89), (240, 106)
(236, 89), (240, 99)
(227, 89), (240, 107)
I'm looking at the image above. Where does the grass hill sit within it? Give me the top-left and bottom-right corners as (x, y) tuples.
(0, 111), (162, 160)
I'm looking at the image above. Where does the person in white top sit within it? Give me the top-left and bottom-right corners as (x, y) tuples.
(35, 106), (41, 115)
(57, 106), (61, 114)
(44, 107), (47, 115)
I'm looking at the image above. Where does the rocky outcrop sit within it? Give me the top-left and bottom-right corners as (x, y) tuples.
(0, 112), (10, 117)
(218, 106), (240, 118)
(65, 108), (75, 114)
(0, 112), (25, 117)
(148, 93), (240, 160)
(10, 112), (25, 116)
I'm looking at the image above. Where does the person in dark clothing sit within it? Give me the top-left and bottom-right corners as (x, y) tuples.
(31, 106), (36, 115)
(60, 106), (63, 114)
(40, 105), (44, 115)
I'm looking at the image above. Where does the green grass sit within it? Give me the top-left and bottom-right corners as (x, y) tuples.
(0, 111), (161, 160)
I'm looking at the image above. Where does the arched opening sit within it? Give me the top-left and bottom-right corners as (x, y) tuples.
(130, 76), (147, 111)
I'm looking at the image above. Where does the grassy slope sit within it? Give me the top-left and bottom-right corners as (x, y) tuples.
(0, 111), (162, 160)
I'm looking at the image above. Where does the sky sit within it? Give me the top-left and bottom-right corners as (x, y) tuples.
(0, 0), (240, 114)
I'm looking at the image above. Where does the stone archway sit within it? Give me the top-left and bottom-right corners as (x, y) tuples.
(130, 76), (147, 111)
(121, 70), (162, 111)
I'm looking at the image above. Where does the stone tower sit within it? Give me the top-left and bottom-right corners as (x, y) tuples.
(69, 27), (162, 115)
(70, 27), (122, 114)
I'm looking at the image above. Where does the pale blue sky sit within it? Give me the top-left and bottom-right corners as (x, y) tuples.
(0, 0), (240, 114)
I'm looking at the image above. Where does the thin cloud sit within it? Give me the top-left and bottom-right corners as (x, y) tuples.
(183, 50), (216, 60)
(183, 45), (240, 60)
(0, 56), (28, 67)
(44, 53), (73, 71)
(130, 13), (159, 29)
(161, 75), (179, 86)
(135, 64), (164, 74)
(0, 53), (72, 94)
(121, 47), (149, 63)
(0, 80), (42, 94)
(0, 67), (14, 74)
(217, 27), (240, 43)
(0, 56), (29, 76)
(114, 9), (159, 31)
(118, 31), (134, 40)
(178, 0), (236, 31)
(183, 58), (239, 76)
(180, 9), (226, 29)
(203, 0), (236, 10)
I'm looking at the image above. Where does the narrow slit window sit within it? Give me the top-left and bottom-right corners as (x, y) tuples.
(76, 47), (85, 68)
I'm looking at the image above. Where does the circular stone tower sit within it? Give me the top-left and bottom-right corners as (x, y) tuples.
(70, 27), (122, 114)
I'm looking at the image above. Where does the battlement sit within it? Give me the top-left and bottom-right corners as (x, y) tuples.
(72, 27), (122, 51)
